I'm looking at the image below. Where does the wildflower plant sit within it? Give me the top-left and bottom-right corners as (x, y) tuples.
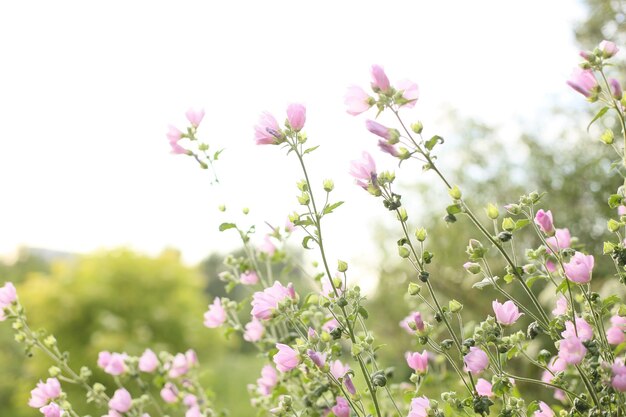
(3, 39), (626, 417)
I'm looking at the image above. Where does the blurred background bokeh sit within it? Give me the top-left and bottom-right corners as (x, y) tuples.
(2, 0), (626, 416)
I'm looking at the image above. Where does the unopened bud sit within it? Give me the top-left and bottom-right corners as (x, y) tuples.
(415, 227), (427, 242)
(323, 179), (335, 192)
(411, 121), (424, 134)
(448, 185), (462, 200)
(502, 217), (515, 231)
(449, 299), (463, 313)
(408, 282), (421, 295)
(601, 129), (615, 145)
(337, 260), (348, 272)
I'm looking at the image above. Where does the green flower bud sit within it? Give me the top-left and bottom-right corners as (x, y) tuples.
(337, 260), (348, 272)
(323, 179), (334, 192)
(608, 218), (621, 233)
(464, 262), (481, 274)
(397, 207), (408, 222)
(296, 179), (308, 191)
(411, 121), (424, 134)
(485, 203), (499, 219)
(48, 366), (61, 377)
(242, 207), (250, 215)
(44, 335), (57, 349)
(440, 339), (453, 350)
(415, 227), (427, 242)
(501, 217), (515, 232)
(449, 299), (463, 313)
(298, 192), (310, 205)
(448, 185), (462, 200)
(601, 129), (615, 145)
(398, 246), (410, 258)
(408, 282), (421, 295)
(419, 271), (430, 282)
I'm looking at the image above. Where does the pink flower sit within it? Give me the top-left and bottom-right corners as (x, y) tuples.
(371, 65), (390, 92)
(534, 209), (554, 235)
(40, 403), (62, 417)
(345, 86), (373, 115)
(552, 295), (568, 316)
(103, 411), (122, 417)
(204, 297), (227, 328)
(97, 351), (112, 369)
(563, 252), (594, 284)
(561, 317), (593, 341)
(243, 318), (265, 342)
(169, 140), (188, 155)
(610, 78), (623, 100)
(254, 112), (282, 145)
(405, 351), (428, 373)
(185, 108), (205, 127)
(558, 337), (587, 365)
(307, 349), (327, 368)
(185, 349), (198, 367)
(612, 315), (626, 328)
(365, 120), (397, 141)
(331, 397), (350, 417)
(607, 326), (625, 345)
(534, 401), (555, 417)
(286, 103), (306, 131)
(273, 343), (299, 372)
(0, 282), (17, 307)
(548, 356), (567, 373)
(408, 396), (430, 417)
(240, 271), (259, 285)
(139, 349), (159, 373)
(377, 140), (399, 157)
(349, 151), (377, 190)
(545, 228), (571, 253)
(285, 219), (295, 232)
(330, 359), (356, 394)
(160, 383), (178, 403)
(257, 365), (278, 396)
(545, 260), (556, 273)
(395, 79), (419, 108)
(251, 281), (296, 320)
(400, 311), (425, 334)
(599, 40), (619, 58)
(567, 68), (598, 97)
(475, 378), (493, 397)
(183, 394), (198, 408)
(259, 235), (277, 256)
(99, 352), (127, 376)
(321, 275), (343, 297)
(109, 388), (132, 413)
(166, 125), (183, 143)
(492, 300), (523, 326)
(619, 205), (626, 216)
(186, 407), (201, 417)
(464, 347), (488, 374)
(28, 378), (61, 408)
(322, 318), (340, 332)
(613, 373), (626, 391)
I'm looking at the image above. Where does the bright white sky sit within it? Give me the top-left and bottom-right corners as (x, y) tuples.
(0, 1), (587, 285)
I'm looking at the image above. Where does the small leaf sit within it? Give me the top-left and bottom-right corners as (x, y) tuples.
(323, 201), (344, 215)
(446, 204), (463, 215)
(302, 236), (315, 249)
(219, 222), (236, 232)
(358, 306), (369, 319)
(425, 135), (444, 151)
(473, 276), (498, 289)
(603, 294), (621, 310)
(503, 273), (515, 284)
(526, 274), (548, 288)
(513, 219), (530, 231)
(304, 145), (320, 154)
(213, 149), (224, 160)
(587, 106), (609, 132)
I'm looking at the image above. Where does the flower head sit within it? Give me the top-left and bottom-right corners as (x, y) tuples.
(109, 388), (132, 413)
(476, 378), (493, 397)
(28, 378), (61, 408)
(251, 281), (296, 320)
(273, 343), (299, 372)
(370, 64), (390, 92)
(240, 271), (259, 285)
(552, 295), (568, 316)
(40, 403), (62, 417)
(610, 78), (623, 100)
(160, 383), (178, 403)
(558, 336), (587, 365)
(563, 252), (594, 284)
(599, 40), (619, 58)
(567, 68), (598, 98)
(534, 209), (554, 235)
(349, 151), (377, 190)
(545, 228), (571, 253)
(331, 397), (350, 417)
(139, 349), (159, 373)
(203, 297), (227, 328)
(405, 351), (428, 373)
(395, 79), (419, 108)
(307, 349), (327, 368)
(286, 103), (306, 132)
(185, 108), (205, 127)
(365, 120), (398, 141)
(0, 282), (17, 307)
(534, 401), (555, 417)
(257, 365), (278, 396)
(345, 86), (373, 115)
(464, 347), (488, 374)
(243, 318), (265, 342)
(254, 112), (282, 145)
(400, 311), (425, 334)
(561, 317), (593, 341)
(408, 396), (430, 417)
(492, 300), (523, 326)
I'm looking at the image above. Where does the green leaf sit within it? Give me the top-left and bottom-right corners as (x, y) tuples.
(358, 306), (369, 319)
(513, 219), (530, 231)
(587, 106), (609, 132)
(302, 236), (315, 249)
(425, 135), (444, 151)
(555, 279), (568, 294)
(213, 149), (224, 160)
(603, 294), (621, 310)
(503, 273), (515, 284)
(304, 145), (320, 155)
(218, 222), (236, 232)
(473, 276), (498, 289)
(526, 275), (548, 288)
(322, 201), (344, 215)
(446, 204), (463, 215)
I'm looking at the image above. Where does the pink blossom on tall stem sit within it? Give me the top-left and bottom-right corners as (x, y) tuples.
(558, 336), (587, 365)
(186, 407), (201, 417)
(563, 252), (594, 284)
(273, 343), (299, 372)
(160, 383), (178, 403)
(561, 317), (593, 341)
(331, 397), (350, 417)
(552, 295), (568, 316)
(619, 205), (626, 216)
(370, 64), (390, 92)
(349, 151), (377, 189)
(254, 112), (282, 145)
(203, 297), (227, 328)
(464, 347), (488, 374)
(610, 78), (623, 100)
(492, 300), (523, 326)
(408, 396), (430, 417)
(251, 281), (296, 320)
(0, 282), (17, 307)
(243, 318), (265, 342)
(139, 349), (159, 373)
(599, 40), (619, 58)
(307, 349), (327, 368)
(607, 325), (625, 345)
(612, 361), (626, 391)
(257, 365), (278, 395)
(400, 311), (425, 334)
(40, 403), (62, 417)
(330, 360), (356, 394)
(475, 378), (494, 397)
(28, 378), (61, 408)
(185, 108), (205, 127)
(240, 271), (259, 285)
(322, 317), (340, 332)
(567, 68), (598, 98)
(534, 401), (555, 417)
(169, 140), (188, 155)
(545, 228), (571, 253)
(345, 86), (373, 115)
(534, 209), (555, 235)
(286, 103), (306, 131)
(259, 235), (277, 256)
(109, 388), (132, 413)
(365, 119), (397, 141)
(98, 352), (127, 376)
(395, 79), (419, 108)
(377, 140), (399, 157)
(405, 351), (428, 373)
(168, 351), (195, 378)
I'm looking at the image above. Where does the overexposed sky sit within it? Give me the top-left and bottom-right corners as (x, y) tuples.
(0, 1), (587, 281)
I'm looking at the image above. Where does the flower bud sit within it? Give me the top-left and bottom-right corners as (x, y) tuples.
(463, 262), (481, 274)
(48, 366), (61, 377)
(408, 282), (421, 295)
(601, 129), (615, 144)
(419, 271), (430, 282)
(415, 227), (427, 242)
(504, 204), (521, 215)
(448, 185), (462, 200)
(337, 260), (348, 272)
(608, 219), (621, 233)
(610, 78), (623, 100)
(398, 246), (410, 258)
(599, 40), (619, 58)
(485, 203), (499, 219)
(323, 179), (334, 192)
(501, 217), (515, 231)
(411, 121), (423, 134)
(449, 299), (463, 313)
